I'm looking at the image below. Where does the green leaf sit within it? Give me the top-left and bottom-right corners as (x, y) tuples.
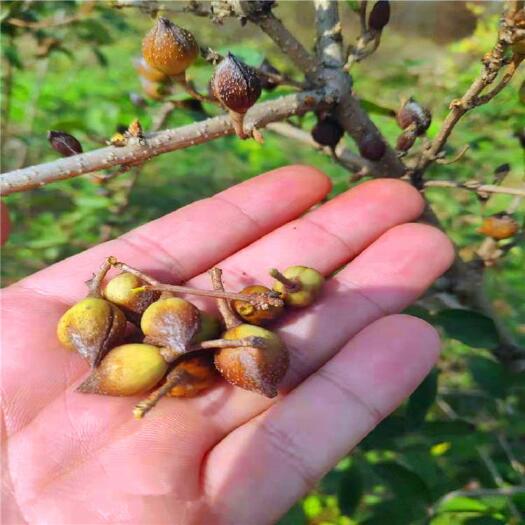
(346, 0), (361, 13)
(2, 44), (22, 68)
(468, 356), (507, 397)
(422, 420), (476, 439)
(360, 98), (396, 117)
(434, 309), (500, 349)
(438, 496), (490, 513)
(373, 461), (432, 504)
(337, 463), (363, 516)
(406, 368), (438, 430)
(277, 503), (307, 525)
(403, 305), (434, 323)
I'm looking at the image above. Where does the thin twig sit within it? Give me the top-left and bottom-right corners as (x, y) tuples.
(422, 180), (525, 198)
(114, 0), (210, 17)
(193, 336), (265, 350)
(209, 268), (241, 330)
(144, 283), (283, 307)
(7, 14), (81, 29)
(415, 7), (524, 175)
(266, 122), (375, 175)
(0, 90), (326, 195)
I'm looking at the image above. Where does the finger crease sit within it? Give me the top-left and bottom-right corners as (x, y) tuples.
(258, 419), (318, 493)
(336, 275), (390, 317)
(213, 195), (264, 231)
(315, 368), (383, 424)
(301, 216), (357, 256)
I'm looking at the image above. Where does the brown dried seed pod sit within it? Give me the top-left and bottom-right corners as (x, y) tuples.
(140, 77), (167, 101)
(142, 17), (199, 76)
(478, 214), (519, 240)
(211, 53), (262, 114)
(311, 116), (344, 148)
(166, 355), (219, 397)
(396, 129), (417, 152)
(104, 272), (160, 322)
(359, 133), (386, 161)
(214, 324), (289, 398)
(47, 130), (83, 157)
(77, 343), (168, 396)
(133, 56), (168, 83)
(368, 0), (391, 32)
(396, 98), (431, 135)
(232, 285), (284, 325)
(141, 297), (200, 362)
(57, 297), (127, 367)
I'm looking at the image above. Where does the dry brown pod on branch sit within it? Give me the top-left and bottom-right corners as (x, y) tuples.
(142, 17), (199, 77)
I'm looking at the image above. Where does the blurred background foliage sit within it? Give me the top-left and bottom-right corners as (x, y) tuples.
(1, 1), (524, 524)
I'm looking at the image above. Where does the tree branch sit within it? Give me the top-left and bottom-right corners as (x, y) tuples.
(266, 121), (376, 175)
(423, 179), (525, 198)
(314, 0), (344, 67)
(312, 0), (405, 178)
(0, 90), (325, 196)
(421, 205), (525, 370)
(248, 12), (318, 76)
(415, 7), (524, 175)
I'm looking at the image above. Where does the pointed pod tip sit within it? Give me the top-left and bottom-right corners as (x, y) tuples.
(76, 373), (100, 394)
(133, 406), (145, 419)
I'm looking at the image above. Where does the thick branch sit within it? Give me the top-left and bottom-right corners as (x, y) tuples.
(0, 90), (325, 195)
(335, 92), (406, 178)
(235, 4), (317, 76)
(314, 0), (344, 67)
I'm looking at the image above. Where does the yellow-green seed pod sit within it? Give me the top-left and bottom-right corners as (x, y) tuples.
(77, 343), (168, 396)
(141, 297), (200, 361)
(272, 266), (325, 308)
(57, 297), (127, 366)
(104, 272), (160, 321)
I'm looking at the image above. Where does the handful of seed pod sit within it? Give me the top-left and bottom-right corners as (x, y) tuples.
(56, 257), (324, 419)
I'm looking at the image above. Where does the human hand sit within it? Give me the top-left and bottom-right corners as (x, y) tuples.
(1, 166), (453, 525)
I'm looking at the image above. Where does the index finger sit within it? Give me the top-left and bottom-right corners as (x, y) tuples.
(11, 165), (331, 301)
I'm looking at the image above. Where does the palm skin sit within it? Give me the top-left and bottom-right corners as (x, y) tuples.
(1, 166), (454, 525)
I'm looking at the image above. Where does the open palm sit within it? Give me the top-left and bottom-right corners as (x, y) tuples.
(2, 166), (453, 525)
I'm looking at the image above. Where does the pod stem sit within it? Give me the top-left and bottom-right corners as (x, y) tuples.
(173, 73), (217, 104)
(209, 268), (242, 329)
(269, 268), (301, 292)
(192, 336), (266, 351)
(140, 283), (283, 309)
(109, 258), (161, 286)
(133, 370), (182, 419)
(85, 257), (114, 297)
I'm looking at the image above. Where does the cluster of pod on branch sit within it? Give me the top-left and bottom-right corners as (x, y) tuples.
(395, 97), (432, 153)
(137, 15), (276, 139)
(56, 257), (325, 418)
